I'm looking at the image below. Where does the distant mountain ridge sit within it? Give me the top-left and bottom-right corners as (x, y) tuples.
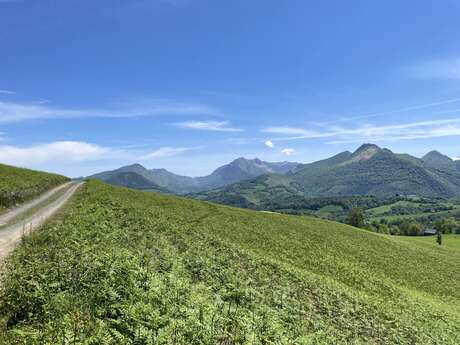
(193, 144), (460, 207)
(422, 150), (458, 171)
(104, 171), (170, 194)
(89, 158), (301, 194)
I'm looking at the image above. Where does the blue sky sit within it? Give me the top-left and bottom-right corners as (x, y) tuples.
(1, 0), (460, 177)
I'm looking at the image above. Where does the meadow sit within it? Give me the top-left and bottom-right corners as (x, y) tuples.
(0, 163), (69, 211)
(0, 181), (459, 344)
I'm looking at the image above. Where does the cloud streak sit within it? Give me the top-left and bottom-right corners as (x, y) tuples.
(317, 97), (460, 125)
(263, 118), (460, 144)
(409, 58), (460, 80)
(0, 100), (219, 124)
(175, 120), (242, 132)
(141, 146), (198, 159)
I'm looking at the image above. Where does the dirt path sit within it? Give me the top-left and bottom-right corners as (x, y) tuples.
(0, 182), (83, 260)
(0, 181), (73, 226)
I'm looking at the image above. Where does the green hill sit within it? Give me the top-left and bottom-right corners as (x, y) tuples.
(422, 151), (458, 172)
(0, 163), (68, 210)
(104, 171), (170, 194)
(291, 145), (460, 198)
(194, 145), (460, 209)
(1, 181), (458, 343)
(89, 158), (300, 195)
(193, 174), (305, 208)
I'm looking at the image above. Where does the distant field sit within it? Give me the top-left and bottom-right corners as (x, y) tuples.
(0, 163), (68, 210)
(366, 199), (460, 223)
(0, 181), (459, 344)
(398, 234), (460, 251)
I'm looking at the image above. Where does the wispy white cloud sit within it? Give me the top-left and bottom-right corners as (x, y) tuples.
(141, 146), (197, 159)
(0, 100), (218, 123)
(316, 97), (460, 125)
(0, 90), (15, 95)
(263, 126), (320, 136)
(175, 120), (242, 132)
(408, 58), (460, 80)
(263, 126), (334, 139)
(263, 118), (460, 143)
(281, 148), (295, 156)
(264, 140), (274, 148)
(0, 141), (108, 166)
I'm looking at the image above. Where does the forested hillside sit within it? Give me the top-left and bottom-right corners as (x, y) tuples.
(195, 145), (460, 209)
(89, 158), (300, 194)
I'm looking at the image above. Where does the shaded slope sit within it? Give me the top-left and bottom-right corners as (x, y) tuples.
(0, 163), (69, 210)
(292, 148), (456, 198)
(104, 172), (170, 193)
(195, 145), (460, 207)
(0, 181), (458, 343)
(195, 158), (299, 191)
(89, 158), (300, 194)
(193, 173), (304, 208)
(148, 168), (198, 194)
(423, 151), (458, 171)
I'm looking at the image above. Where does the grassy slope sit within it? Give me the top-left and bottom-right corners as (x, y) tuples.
(366, 200), (460, 222)
(0, 163), (69, 210)
(103, 172), (171, 194)
(0, 181), (459, 344)
(398, 234), (460, 251)
(193, 174), (304, 208)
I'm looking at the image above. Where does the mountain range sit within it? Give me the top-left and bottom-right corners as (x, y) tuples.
(192, 144), (460, 207)
(89, 158), (300, 194)
(89, 144), (460, 207)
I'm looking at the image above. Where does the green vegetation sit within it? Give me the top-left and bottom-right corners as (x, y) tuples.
(194, 145), (460, 212)
(290, 145), (460, 198)
(1, 181), (459, 344)
(398, 234), (460, 251)
(435, 218), (459, 234)
(104, 171), (171, 194)
(90, 158), (300, 195)
(365, 199), (460, 235)
(345, 208), (365, 228)
(0, 163), (68, 210)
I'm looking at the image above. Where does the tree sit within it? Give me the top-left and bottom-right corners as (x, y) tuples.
(435, 218), (458, 234)
(399, 221), (422, 236)
(346, 208), (365, 228)
(436, 230), (442, 246)
(378, 223), (390, 234)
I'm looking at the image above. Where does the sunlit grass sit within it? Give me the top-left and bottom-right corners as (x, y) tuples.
(1, 181), (458, 344)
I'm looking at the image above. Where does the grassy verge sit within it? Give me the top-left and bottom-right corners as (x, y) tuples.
(0, 183), (73, 230)
(0, 164), (68, 210)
